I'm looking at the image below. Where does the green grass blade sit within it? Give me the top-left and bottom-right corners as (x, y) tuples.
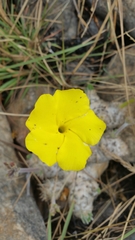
(117, 228), (135, 240)
(47, 212), (52, 240)
(59, 201), (74, 240)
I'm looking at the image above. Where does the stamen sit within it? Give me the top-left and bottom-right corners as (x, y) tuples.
(58, 126), (66, 133)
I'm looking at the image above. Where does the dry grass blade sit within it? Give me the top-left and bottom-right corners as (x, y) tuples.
(84, 196), (135, 240)
(43, 0), (70, 36)
(0, 3), (20, 34)
(81, 0), (99, 38)
(118, 0), (130, 115)
(0, 112), (29, 117)
(73, 0), (86, 32)
(9, 0), (30, 34)
(72, 0), (118, 74)
(120, 201), (135, 240)
(1, 0), (135, 239)
(101, 146), (135, 174)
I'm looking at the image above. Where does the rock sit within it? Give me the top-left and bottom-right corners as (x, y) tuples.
(66, 61), (94, 86)
(46, 0), (77, 39)
(7, 86), (53, 147)
(121, 128), (135, 162)
(87, 0), (135, 38)
(96, 46), (135, 102)
(126, 233), (135, 240)
(14, 0), (77, 39)
(0, 108), (47, 240)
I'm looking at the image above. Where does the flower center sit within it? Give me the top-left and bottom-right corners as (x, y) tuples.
(58, 125), (66, 133)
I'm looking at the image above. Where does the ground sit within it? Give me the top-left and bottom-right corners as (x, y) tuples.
(1, 0), (135, 239)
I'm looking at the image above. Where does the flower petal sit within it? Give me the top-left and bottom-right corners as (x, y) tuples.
(57, 130), (91, 171)
(25, 129), (64, 166)
(26, 94), (58, 133)
(65, 110), (106, 145)
(53, 89), (90, 126)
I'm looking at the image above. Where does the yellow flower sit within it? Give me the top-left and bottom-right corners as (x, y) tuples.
(25, 89), (106, 171)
